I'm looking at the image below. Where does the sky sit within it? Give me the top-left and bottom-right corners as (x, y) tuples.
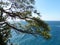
(1, 0), (60, 21)
(35, 0), (60, 21)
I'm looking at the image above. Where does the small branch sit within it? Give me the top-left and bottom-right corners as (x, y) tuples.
(5, 22), (36, 34)
(0, 8), (32, 20)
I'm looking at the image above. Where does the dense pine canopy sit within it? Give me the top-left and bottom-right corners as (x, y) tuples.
(0, 0), (51, 45)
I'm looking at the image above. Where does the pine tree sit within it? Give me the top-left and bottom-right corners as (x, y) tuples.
(0, 0), (51, 45)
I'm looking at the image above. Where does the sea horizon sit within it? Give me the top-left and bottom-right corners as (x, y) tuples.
(7, 21), (60, 45)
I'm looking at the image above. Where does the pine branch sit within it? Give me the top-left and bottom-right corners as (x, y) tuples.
(0, 8), (32, 19)
(5, 22), (37, 35)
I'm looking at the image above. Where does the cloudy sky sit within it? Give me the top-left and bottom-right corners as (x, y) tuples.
(35, 0), (60, 21)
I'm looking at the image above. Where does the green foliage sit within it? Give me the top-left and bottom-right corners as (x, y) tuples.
(0, 0), (51, 45)
(25, 17), (51, 39)
(0, 22), (11, 45)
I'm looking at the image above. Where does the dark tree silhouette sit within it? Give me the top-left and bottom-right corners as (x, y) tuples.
(0, 0), (51, 45)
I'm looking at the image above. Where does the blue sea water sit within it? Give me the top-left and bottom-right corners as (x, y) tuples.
(8, 21), (60, 45)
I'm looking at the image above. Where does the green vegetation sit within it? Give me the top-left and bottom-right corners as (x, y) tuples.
(0, 0), (51, 45)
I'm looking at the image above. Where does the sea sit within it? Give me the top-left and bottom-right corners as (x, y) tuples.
(8, 21), (60, 45)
